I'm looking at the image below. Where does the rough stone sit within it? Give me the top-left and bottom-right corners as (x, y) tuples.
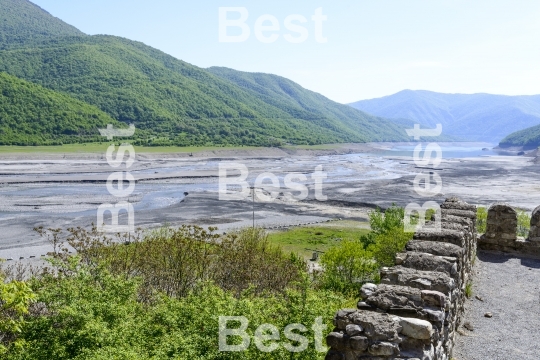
(441, 208), (477, 220)
(414, 229), (466, 247)
(368, 341), (399, 356)
(399, 317), (434, 339)
(361, 283), (378, 299)
(421, 290), (446, 309)
(406, 240), (464, 258)
(380, 266), (455, 295)
(529, 205), (540, 240)
(345, 324), (363, 337)
(326, 332), (346, 351)
(349, 311), (403, 342)
(485, 203), (517, 241)
(400, 252), (458, 277)
(349, 336), (369, 351)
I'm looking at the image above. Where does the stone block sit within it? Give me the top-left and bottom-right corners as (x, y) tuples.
(380, 266), (455, 295)
(399, 317), (433, 340)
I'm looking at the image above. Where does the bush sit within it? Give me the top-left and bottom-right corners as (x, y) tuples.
(319, 240), (378, 295)
(41, 225), (305, 300)
(363, 205), (413, 268)
(0, 274), (36, 354)
(4, 260), (349, 359)
(369, 229), (413, 268)
(367, 205), (405, 235)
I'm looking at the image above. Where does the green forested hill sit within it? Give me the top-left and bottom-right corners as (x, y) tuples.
(499, 124), (540, 149)
(0, 0), (84, 48)
(0, 0), (410, 146)
(0, 72), (126, 145)
(208, 67), (408, 142)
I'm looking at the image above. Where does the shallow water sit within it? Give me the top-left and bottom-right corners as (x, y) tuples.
(0, 142), (520, 226)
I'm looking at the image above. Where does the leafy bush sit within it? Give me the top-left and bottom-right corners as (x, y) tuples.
(321, 205), (413, 295)
(37, 225), (306, 300)
(3, 228), (351, 360)
(363, 205), (413, 267)
(319, 240), (378, 295)
(369, 229), (413, 268)
(0, 274), (36, 354)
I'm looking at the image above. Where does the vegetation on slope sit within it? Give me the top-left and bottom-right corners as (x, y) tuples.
(0, 35), (410, 146)
(208, 67), (409, 142)
(0, 0), (84, 48)
(499, 123), (540, 149)
(0, 0), (410, 147)
(0, 72), (128, 145)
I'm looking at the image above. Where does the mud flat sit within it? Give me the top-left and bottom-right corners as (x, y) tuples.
(1, 143), (538, 260)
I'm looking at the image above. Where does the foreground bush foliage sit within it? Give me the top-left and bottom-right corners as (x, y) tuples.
(0, 273), (36, 355)
(2, 227), (352, 359)
(3, 209), (414, 358)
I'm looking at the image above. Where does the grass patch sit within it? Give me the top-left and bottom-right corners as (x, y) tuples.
(465, 281), (473, 298)
(283, 143), (341, 151)
(0, 143), (263, 154)
(267, 220), (370, 260)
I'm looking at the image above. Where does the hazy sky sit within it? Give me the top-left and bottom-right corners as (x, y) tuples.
(31, 0), (540, 103)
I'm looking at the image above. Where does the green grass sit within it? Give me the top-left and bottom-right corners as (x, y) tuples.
(0, 143), (263, 154)
(0, 142), (347, 154)
(267, 221), (370, 260)
(465, 281), (473, 298)
(283, 143), (341, 150)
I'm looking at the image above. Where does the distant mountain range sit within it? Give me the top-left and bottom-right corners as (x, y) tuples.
(349, 90), (540, 142)
(0, 0), (409, 146)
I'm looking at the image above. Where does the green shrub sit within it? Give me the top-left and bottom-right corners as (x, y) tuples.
(319, 240), (379, 295)
(46, 225), (305, 300)
(465, 282), (473, 298)
(369, 229), (413, 268)
(5, 264), (349, 360)
(363, 205), (413, 268)
(0, 274), (37, 354)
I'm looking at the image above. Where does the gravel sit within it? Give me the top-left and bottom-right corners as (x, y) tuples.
(453, 251), (540, 360)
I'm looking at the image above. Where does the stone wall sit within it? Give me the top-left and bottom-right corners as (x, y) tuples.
(325, 198), (476, 360)
(478, 203), (540, 257)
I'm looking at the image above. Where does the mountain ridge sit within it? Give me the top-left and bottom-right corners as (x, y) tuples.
(350, 89), (540, 142)
(0, 0), (84, 48)
(0, 0), (410, 146)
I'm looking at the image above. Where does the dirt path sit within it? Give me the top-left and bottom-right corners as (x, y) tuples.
(453, 251), (540, 360)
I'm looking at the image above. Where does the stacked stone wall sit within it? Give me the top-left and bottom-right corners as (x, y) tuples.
(325, 198), (476, 360)
(478, 203), (540, 257)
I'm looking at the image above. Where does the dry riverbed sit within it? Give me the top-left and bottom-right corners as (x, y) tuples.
(0, 143), (538, 260)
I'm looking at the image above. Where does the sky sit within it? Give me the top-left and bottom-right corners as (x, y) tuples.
(31, 0), (540, 104)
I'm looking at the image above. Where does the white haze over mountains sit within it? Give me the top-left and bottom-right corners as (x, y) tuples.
(349, 90), (540, 142)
